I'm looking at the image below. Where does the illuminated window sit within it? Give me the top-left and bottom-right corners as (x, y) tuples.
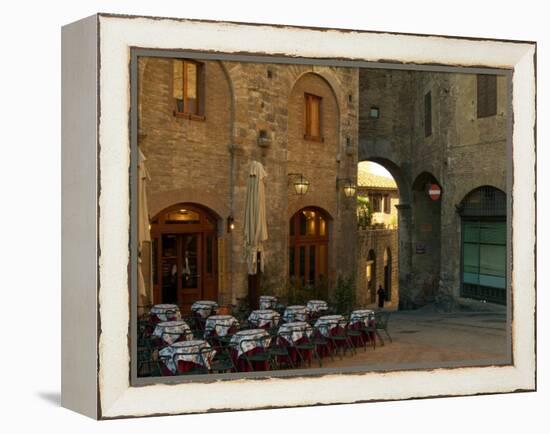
(289, 207), (329, 286)
(164, 208), (200, 224)
(304, 93), (322, 140)
(173, 59), (204, 118)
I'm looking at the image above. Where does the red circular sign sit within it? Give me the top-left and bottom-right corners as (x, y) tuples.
(428, 183), (441, 201)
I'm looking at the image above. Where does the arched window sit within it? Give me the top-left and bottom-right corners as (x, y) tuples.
(289, 207), (329, 286)
(459, 186), (506, 305)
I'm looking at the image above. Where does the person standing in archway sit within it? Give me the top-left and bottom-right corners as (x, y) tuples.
(377, 285), (386, 309)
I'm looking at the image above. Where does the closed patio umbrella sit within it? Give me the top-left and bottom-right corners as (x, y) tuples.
(243, 160), (268, 275)
(138, 149), (152, 305)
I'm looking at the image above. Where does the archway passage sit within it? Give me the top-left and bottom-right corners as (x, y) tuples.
(459, 186), (507, 305)
(356, 159), (401, 308)
(150, 203), (219, 313)
(289, 207), (330, 288)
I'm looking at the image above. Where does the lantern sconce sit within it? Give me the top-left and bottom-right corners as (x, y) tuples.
(227, 215), (235, 233)
(288, 173), (310, 195)
(337, 177), (357, 198)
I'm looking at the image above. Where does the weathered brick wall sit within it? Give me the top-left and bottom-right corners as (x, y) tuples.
(139, 57), (359, 305)
(358, 68), (508, 305)
(356, 228), (399, 309)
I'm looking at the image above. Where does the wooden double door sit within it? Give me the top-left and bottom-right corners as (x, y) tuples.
(151, 204), (218, 313)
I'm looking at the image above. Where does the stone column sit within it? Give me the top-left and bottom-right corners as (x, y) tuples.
(395, 203), (413, 308)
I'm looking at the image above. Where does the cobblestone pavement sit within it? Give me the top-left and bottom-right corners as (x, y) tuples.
(313, 308), (509, 371)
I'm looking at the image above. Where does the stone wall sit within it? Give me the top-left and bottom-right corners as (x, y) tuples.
(356, 228), (399, 309)
(139, 57), (359, 305)
(358, 68), (508, 306)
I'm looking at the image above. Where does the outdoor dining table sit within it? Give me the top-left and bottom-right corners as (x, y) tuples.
(191, 300), (218, 319)
(152, 320), (193, 346)
(158, 339), (214, 375)
(277, 321), (313, 364)
(248, 309), (281, 329)
(349, 309), (376, 346)
(282, 305), (308, 322)
(306, 300), (328, 314)
(204, 314), (239, 339)
(314, 314), (345, 336)
(229, 329), (271, 372)
(258, 295), (278, 310)
(149, 304), (182, 323)
(314, 314), (346, 357)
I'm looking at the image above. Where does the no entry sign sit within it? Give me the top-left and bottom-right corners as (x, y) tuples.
(428, 183), (441, 201)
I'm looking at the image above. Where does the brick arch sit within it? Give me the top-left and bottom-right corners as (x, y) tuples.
(287, 197), (336, 221)
(360, 156), (411, 204)
(149, 188), (230, 226)
(456, 180), (506, 207)
(458, 184), (506, 204)
(288, 71), (341, 125)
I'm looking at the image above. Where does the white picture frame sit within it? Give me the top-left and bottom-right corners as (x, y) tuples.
(61, 13), (536, 419)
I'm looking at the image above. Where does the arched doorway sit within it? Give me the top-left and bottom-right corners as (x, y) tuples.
(384, 248), (392, 301)
(367, 249), (376, 303)
(151, 203), (218, 313)
(458, 186), (507, 304)
(289, 207), (330, 287)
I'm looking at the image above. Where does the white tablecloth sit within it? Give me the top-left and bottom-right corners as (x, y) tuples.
(150, 304), (182, 322)
(248, 309), (281, 328)
(277, 321), (312, 345)
(204, 315), (239, 337)
(349, 309), (375, 326)
(159, 340), (214, 374)
(152, 320), (192, 345)
(259, 295), (278, 310)
(314, 314), (345, 337)
(230, 329), (271, 357)
(283, 305), (307, 322)
(191, 300), (218, 318)
(306, 300), (328, 313)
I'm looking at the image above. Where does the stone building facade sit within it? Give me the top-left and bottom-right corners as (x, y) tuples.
(356, 228), (399, 309)
(137, 56), (508, 312)
(359, 69), (508, 307)
(357, 166), (399, 228)
(138, 57), (359, 311)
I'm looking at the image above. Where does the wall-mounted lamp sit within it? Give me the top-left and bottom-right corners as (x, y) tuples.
(337, 177), (357, 198)
(227, 215), (235, 233)
(288, 173), (310, 195)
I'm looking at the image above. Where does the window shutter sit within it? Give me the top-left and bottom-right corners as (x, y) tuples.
(304, 93), (322, 139)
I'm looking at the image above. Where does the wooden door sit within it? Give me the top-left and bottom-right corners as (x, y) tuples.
(178, 234), (201, 312)
(151, 203), (219, 313)
(202, 232), (218, 301)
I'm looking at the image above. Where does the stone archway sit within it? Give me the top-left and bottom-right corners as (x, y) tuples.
(356, 157), (408, 309)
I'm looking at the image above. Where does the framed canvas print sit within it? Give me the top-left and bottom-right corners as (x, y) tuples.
(61, 13), (536, 419)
